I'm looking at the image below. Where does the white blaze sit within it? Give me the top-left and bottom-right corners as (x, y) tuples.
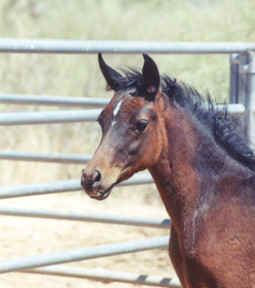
(112, 100), (122, 126)
(113, 100), (122, 117)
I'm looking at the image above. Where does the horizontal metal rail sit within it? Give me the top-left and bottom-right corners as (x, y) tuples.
(0, 207), (170, 229)
(0, 173), (153, 199)
(0, 109), (101, 125)
(0, 151), (90, 164)
(0, 94), (108, 107)
(22, 266), (181, 287)
(216, 103), (245, 114)
(0, 104), (245, 126)
(0, 39), (254, 54)
(0, 94), (246, 115)
(0, 236), (169, 273)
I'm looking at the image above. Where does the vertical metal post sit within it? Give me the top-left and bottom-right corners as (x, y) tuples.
(229, 54), (239, 104)
(238, 53), (249, 105)
(246, 51), (255, 146)
(232, 52), (250, 138)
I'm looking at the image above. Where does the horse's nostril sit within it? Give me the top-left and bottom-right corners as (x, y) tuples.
(92, 169), (101, 183)
(81, 169), (101, 190)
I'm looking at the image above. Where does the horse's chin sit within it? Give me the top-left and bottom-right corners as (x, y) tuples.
(85, 184), (114, 201)
(83, 168), (135, 201)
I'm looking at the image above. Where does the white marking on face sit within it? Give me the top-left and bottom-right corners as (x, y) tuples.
(113, 100), (122, 118)
(112, 99), (122, 127)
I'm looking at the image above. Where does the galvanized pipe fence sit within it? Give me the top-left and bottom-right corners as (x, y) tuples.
(229, 52), (255, 144)
(22, 266), (181, 288)
(0, 236), (170, 273)
(0, 39), (254, 54)
(0, 39), (255, 287)
(0, 206), (170, 229)
(0, 172), (153, 199)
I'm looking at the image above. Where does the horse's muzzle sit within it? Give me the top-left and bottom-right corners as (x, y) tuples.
(81, 169), (112, 200)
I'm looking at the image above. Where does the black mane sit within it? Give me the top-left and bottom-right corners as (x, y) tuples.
(162, 75), (255, 173)
(115, 68), (255, 173)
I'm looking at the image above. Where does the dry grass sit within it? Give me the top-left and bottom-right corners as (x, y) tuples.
(0, 0), (254, 287)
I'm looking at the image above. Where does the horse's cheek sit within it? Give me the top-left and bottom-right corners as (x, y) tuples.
(128, 140), (140, 156)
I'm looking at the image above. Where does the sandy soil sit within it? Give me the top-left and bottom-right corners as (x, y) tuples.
(0, 183), (177, 288)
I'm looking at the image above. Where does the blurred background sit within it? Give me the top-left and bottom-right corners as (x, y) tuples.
(0, 0), (254, 287)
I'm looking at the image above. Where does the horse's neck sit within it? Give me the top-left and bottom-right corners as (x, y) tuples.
(149, 104), (246, 231)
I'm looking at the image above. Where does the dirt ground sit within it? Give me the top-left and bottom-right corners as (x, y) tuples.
(0, 183), (177, 288)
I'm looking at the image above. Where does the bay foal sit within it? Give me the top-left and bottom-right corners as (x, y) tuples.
(82, 54), (255, 288)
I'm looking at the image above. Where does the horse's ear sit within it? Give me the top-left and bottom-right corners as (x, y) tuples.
(142, 54), (160, 100)
(98, 53), (123, 91)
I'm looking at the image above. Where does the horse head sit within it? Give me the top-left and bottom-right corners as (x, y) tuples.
(81, 54), (166, 200)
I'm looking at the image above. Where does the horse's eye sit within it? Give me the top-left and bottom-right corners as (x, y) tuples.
(135, 119), (148, 132)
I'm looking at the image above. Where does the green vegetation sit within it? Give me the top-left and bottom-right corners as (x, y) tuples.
(0, 0), (254, 188)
